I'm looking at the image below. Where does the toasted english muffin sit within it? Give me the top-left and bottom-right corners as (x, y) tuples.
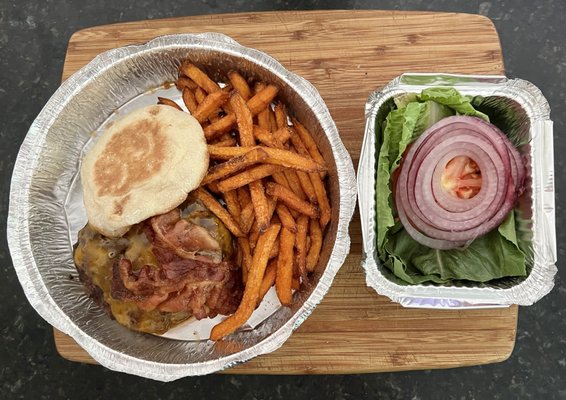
(80, 104), (208, 237)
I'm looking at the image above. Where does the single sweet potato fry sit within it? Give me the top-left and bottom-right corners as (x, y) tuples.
(230, 92), (255, 147)
(195, 188), (245, 237)
(202, 147), (269, 185)
(193, 90), (230, 124)
(249, 180), (269, 232)
(208, 146), (325, 172)
(274, 102), (288, 130)
(291, 117), (326, 176)
(283, 170), (307, 201)
(309, 172), (331, 229)
(157, 97), (182, 111)
(223, 189), (241, 221)
(306, 218), (323, 272)
(217, 164), (282, 193)
(265, 182), (320, 218)
(275, 203), (297, 233)
(247, 84), (279, 115)
(295, 215), (309, 280)
(181, 62), (220, 94)
(182, 88), (198, 114)
(211, 137), (237, 147)
(238, 237), (252, 284)
(228, 70), (252, 100)
(239, 202), (255, 234)
(296, 170), (318, 204)
(210, 223), (281, 340)
(257, 107), (270, 131)
(176, 76), (198, 91)
(269, 108), (277, 132)
(276, 227), (295, 306)
(258, 259), (278, 306)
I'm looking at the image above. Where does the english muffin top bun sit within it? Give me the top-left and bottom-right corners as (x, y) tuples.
(80, 104), (208, 237)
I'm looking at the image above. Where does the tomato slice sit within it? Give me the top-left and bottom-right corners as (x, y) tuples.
(440, 156), (482, 199)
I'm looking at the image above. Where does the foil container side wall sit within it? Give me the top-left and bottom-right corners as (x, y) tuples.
(358, 73), (556, 308)
(536, 120), (556, 263)
(7, 33), (356, 381)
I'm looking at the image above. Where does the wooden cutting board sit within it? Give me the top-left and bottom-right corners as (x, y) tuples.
(54, 10), (517, 374)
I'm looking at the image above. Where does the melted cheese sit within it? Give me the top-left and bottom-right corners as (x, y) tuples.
(75, 224), (190, 334)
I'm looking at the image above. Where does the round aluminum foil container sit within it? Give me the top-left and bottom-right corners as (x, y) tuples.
(8, 33), (356, 380)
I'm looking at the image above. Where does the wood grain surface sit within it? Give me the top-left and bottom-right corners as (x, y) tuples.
(54, 10), (517, 374)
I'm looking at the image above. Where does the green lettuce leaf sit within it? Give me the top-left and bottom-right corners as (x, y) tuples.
(393, 93), (418, 109)
(412, 100), (454, 136)
(384, 212), (526, 283)
(419, 87), (490, 121)
(375, 108), (403, 254)
(375, 100), (453, 253)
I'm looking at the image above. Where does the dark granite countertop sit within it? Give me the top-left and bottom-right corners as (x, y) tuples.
(1, 1), (564, 399)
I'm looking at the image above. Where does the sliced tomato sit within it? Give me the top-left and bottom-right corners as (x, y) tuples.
(440, 156), (482, 199)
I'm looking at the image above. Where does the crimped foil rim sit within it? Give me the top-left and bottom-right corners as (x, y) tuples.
(358, 73), (556, 307)
(8, 33), (356, 380)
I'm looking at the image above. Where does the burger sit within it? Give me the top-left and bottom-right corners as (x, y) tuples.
(73, 104), (243, 334)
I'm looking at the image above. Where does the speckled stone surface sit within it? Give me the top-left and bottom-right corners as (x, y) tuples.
(1, 1), (564, 399)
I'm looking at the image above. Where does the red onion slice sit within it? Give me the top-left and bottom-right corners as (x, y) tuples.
(394, 115), (525, 249)
(396, 199), (467, 250)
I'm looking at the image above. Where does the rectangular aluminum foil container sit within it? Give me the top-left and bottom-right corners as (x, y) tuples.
(358, 73), (556, 308)
(7, 33), (356, 381)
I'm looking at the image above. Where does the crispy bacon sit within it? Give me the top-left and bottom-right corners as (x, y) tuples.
(112, 258), (241, 317)
(151, 209), (222, 263)
(110, 207), (242, 319)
